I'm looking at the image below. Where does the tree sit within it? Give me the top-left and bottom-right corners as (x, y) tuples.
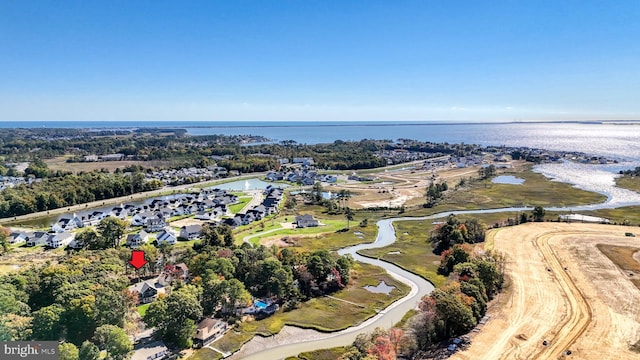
(0, 227), (9, 255)
(311, 182), (323, 204)
(532, 206), (545, 222)
(144, 286), (203, 347)
(31, 304), (65, 340)
(74, 229), (98, 250)
(201, 224), (221, 247)
(94, 287), (127, 327)
(97, 217), (127, 248)
(431, 289), (476, 338)
(93, 325), (132, 360)
(345, 207), (354, 229)
(79, 341), (100, 360)
(59, 342), (79, 360)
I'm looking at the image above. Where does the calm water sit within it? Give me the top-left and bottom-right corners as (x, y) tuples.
(492, 175), (525, 185)
(4, 121), (640, 161)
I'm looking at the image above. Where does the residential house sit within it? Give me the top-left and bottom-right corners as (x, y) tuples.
(156, 228), (177, 245)
(144, 216), (166, 232)
(52, 215), (83, 233)
(9, 232), (28, 245)
(241, 213), (256, 225)
(46, 232), (74, 248)
(295, 214), (319, 228)
(129, 279), (166, 304)
(131, 341), (169, 360)
(221, 216), (243, 228)
(126, 230), (150, 247)
(26, 231), (49, 247)
(131, 212), (153, 227)
(194, 211), (214, 221)
(193, 318), (229, 348)
(179, 225), (202, 240)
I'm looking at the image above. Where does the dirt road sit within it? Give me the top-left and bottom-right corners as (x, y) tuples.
(452, 223), (640, 360)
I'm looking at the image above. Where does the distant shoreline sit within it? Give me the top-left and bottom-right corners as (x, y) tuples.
(0, 119), (639, 129)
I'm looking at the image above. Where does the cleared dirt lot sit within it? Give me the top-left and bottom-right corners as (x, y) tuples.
(452, 223), (640, 360)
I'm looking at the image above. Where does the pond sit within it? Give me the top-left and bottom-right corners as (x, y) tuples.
(491, 175), (525, 185)
(211, 178), (290, 191)
(363, 281), (396, 295)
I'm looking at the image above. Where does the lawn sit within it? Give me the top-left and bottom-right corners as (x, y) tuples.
(228, 196), (253, 214)
(359, 219), (446, 287)
(213, 262), (410, 355)
(245, 219), (349, 245)
(137, 303), (151, 317)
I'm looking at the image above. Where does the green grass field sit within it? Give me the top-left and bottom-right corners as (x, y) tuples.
(616, 176), (640, 193)
(443, 168), (606, 209)
(228, 196), (253, 214)
(213, 262), (409, 355)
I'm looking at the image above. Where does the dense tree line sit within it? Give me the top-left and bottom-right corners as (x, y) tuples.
(0, 170), (162, 217)
(430, 215), (486, 254)
(620, 166), (640, 176)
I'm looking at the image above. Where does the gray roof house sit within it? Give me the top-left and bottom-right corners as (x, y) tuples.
(26, 231), (49, 247)
(126, 230), (150, 247)
(179, 225), (202, 240)
(295, 214), (319, 228)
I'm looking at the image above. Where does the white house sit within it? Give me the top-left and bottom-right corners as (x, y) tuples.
(9, 232), (28, 245)
(144, 216), (166, 232)
(126, 230), (150, 247)
(156, 228), (177, 245)
(46, 232), (74, 248)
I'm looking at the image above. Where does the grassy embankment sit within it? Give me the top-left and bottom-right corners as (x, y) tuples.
(286, 347), (350, 360)
(208, 262), (409, 355)
(616, 175), (640, 193)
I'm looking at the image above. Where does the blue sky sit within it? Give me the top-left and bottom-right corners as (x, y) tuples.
(1, 1), (639, 121)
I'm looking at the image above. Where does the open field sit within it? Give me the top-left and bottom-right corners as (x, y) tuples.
(452, 223), (640, 360)
(45, 155), (171, 173)
(443, 168), (607, 210)
(213, 262), (409, 355)
(617, 176), (640, 193)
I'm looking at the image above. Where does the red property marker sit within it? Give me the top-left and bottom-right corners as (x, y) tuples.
(128, 250), (148, 270)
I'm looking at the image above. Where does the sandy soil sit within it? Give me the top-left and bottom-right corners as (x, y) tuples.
(452, 223), (640, 360)
(334, 164), (499, 209)
(170, 218), (206, 228)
